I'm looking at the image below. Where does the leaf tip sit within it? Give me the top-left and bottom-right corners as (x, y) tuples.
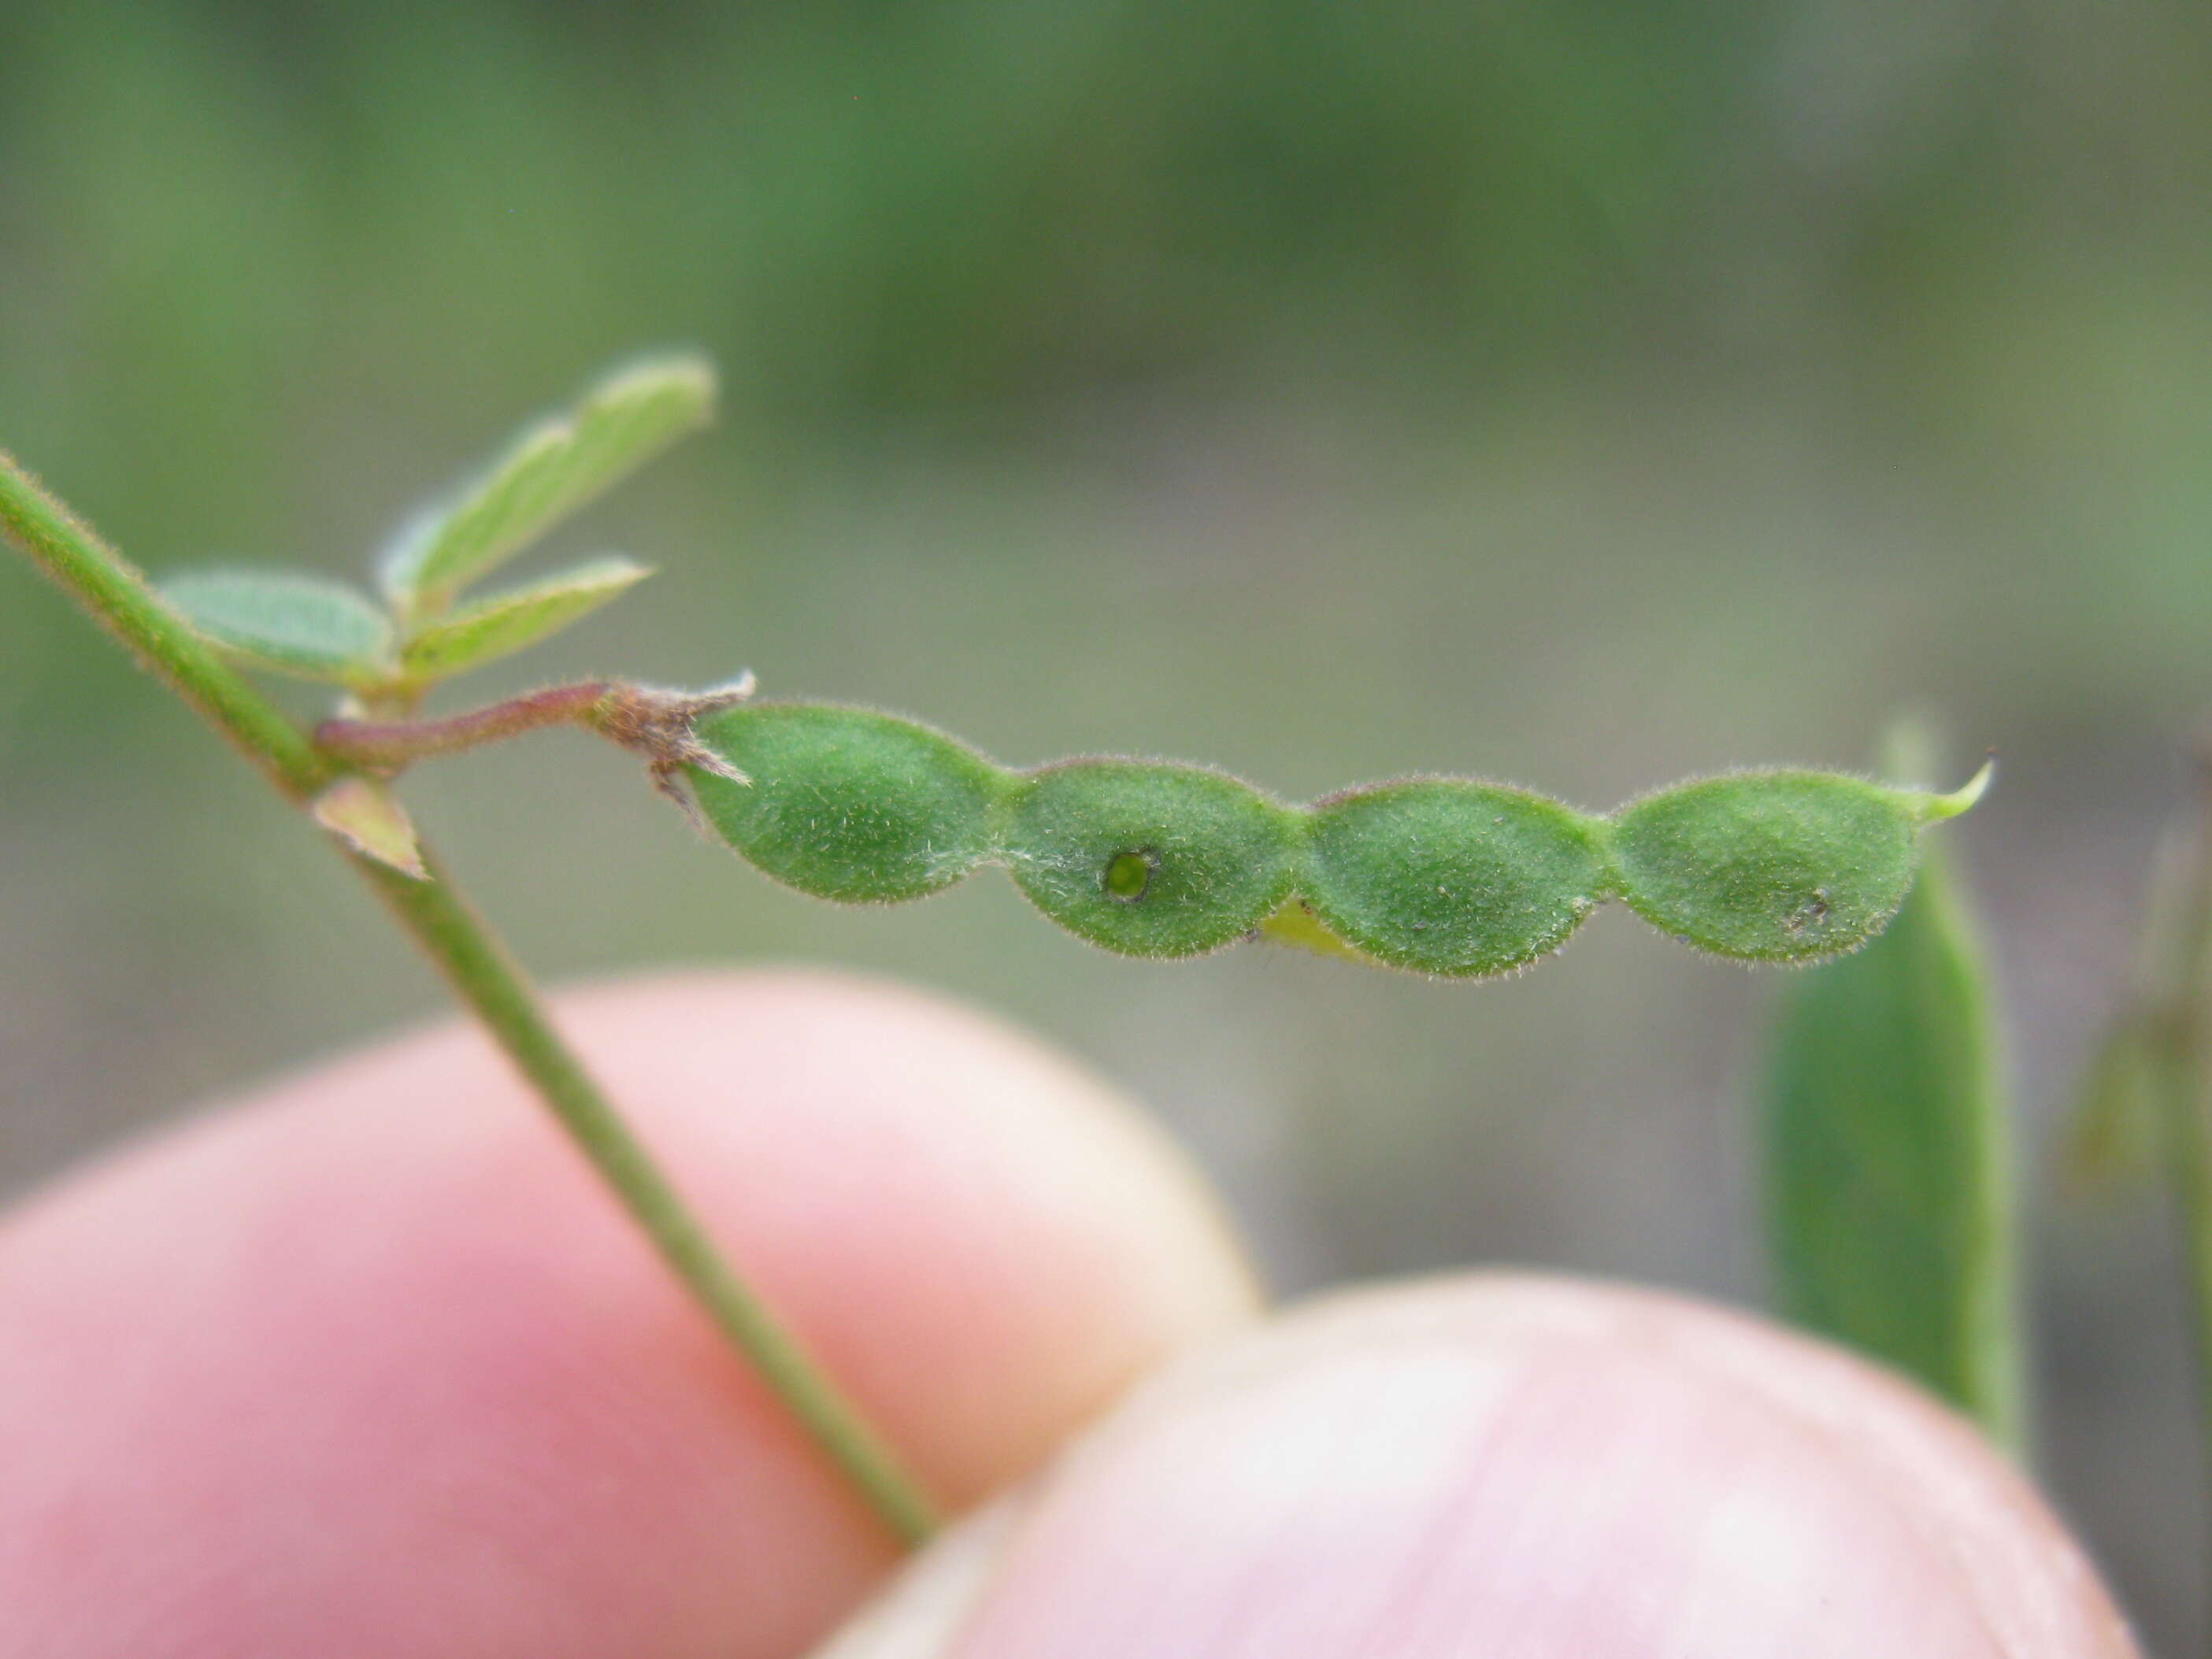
(600, 350), (719, 413)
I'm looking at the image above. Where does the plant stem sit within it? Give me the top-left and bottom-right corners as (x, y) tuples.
(317, 678), (756, 817)
(319, 681), (618, 770)
(0, 447), (939, 1546)
(0, 451), (333, 799)
(361, 852), (939, 1542)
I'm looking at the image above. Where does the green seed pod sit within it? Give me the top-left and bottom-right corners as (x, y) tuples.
(672, 691), (1986, 976)
(1003, 760), (1304, 957)
(690, 702), (1007, 903)
(1303, 779), (1614, 976)
(1610, 767), (1986, 963)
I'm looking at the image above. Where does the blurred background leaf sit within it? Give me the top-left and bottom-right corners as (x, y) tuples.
(2065, 1017), (2160, 1199)
(4, 0), (2211, 1641)
(1762, 729), (2021, 1451)
(2072, 774), (2212, 1585)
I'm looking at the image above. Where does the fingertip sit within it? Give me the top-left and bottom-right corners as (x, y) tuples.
(0, 968), (1259, 1659)
(843, 1275), (2135, 1659)
(544, 968), (1266, 1498)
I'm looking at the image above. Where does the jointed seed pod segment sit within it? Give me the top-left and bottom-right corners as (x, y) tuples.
(143, 344), (1984, 988)
(687, 701), (1988, 979)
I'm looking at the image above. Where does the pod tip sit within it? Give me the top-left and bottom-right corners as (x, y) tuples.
(1919, 755), (1995, 824)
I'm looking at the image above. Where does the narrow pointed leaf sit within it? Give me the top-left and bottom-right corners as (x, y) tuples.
(311, 776), (428, 879)
(2071, 818), (2212, 1201)
(2060, 1020), (2158, 1195)
(164, 569), (393, 686)
(1761, 746), (2023, 1450)
(398, 557), (650, 683)
(381, 356), (714, 613)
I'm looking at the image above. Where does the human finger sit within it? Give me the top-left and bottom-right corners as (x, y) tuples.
(816, 1274), (2136, 1659)
(0, 970), (1260, 1658)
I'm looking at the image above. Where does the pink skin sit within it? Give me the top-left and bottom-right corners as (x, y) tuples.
(0, 972), (2136, 1658)
(928, 1282), (2136, 1659)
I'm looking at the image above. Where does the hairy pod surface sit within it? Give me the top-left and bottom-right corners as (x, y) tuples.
(1004, 760), (1305, 957)
(1610, 771), (1925, 962)
(688, 703), (1980, 975)
(1305, 780), (1613, 976)
(691, 702), (1003, 903)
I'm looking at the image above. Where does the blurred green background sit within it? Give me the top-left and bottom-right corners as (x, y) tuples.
(3, 0), (2209, 1641)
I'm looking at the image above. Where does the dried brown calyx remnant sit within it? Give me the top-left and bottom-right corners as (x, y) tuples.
(315, 674), (757, 830)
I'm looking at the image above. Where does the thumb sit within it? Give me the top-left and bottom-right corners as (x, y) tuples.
(813, 1275), (2135, 1659)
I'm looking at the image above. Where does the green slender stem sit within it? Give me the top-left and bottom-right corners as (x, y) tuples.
(361, 852), (939, 1542)
(0, 450), (332, 799)
(0, 447), (939, 1546)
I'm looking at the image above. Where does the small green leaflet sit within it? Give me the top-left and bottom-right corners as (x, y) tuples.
(163, 569), (394, 687)
(159, 356), (701, 698)
(380, 356), (714, 617)
(1760, 742), (2024, 1452)
(399, 557), (650, 682)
